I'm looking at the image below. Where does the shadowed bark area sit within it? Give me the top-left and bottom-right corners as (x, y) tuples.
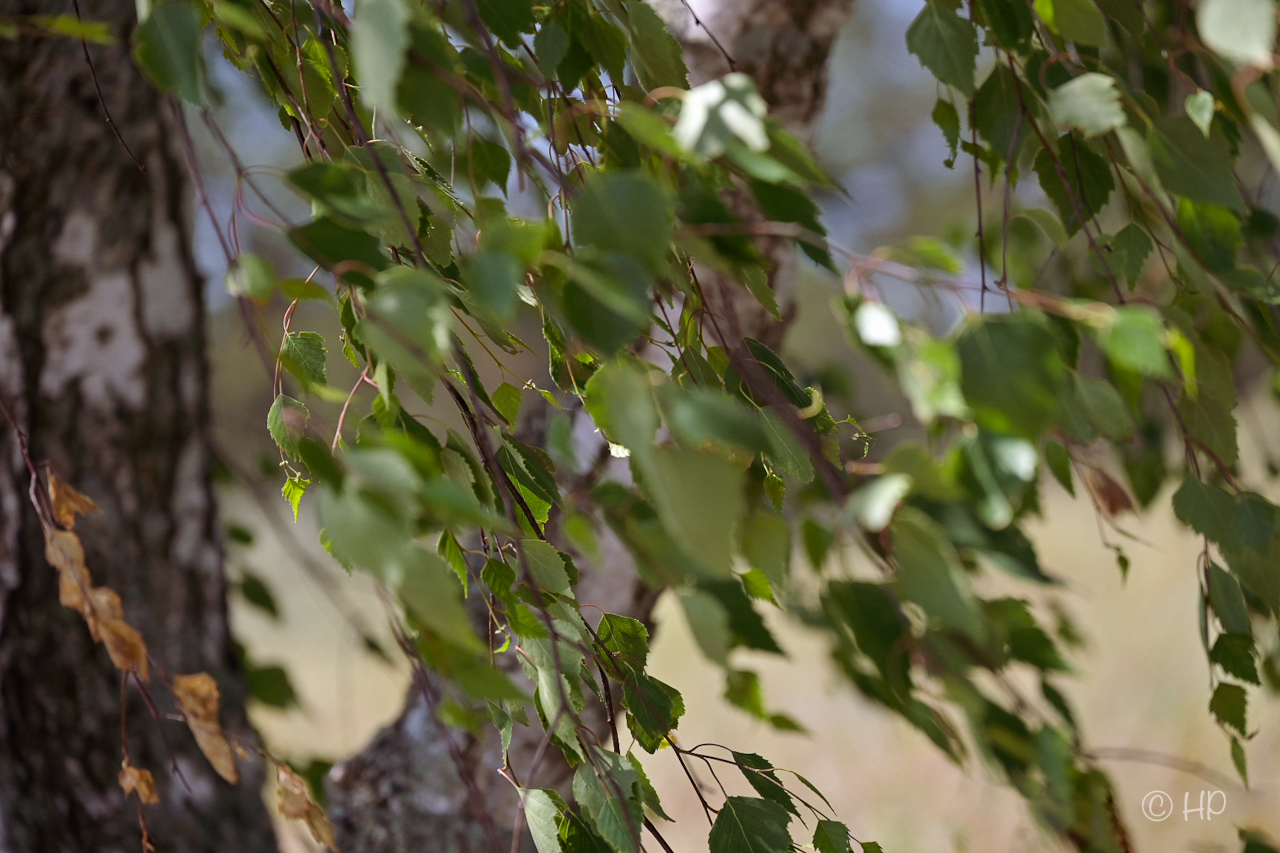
(326, 3), (855, 851)
(0, 4), (277, 851)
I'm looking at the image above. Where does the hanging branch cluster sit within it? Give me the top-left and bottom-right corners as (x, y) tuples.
(26, 0), (1280, 850)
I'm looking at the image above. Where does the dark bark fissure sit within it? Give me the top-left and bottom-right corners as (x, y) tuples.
(0, 3), (276, 851)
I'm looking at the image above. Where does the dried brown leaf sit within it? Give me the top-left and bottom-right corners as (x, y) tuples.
(47, 469), (99, 529)
(44, 527), (90, 611)
(276, 763), (338, 851)
(173, 673), (240, 784)
(100, 615), (149, 682)
(119, 760), (159, 804)
(1084, 467), (1135, 517)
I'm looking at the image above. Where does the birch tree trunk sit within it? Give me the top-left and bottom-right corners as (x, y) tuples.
(0, 4), (277, 851)
(325, 3), (855, 851)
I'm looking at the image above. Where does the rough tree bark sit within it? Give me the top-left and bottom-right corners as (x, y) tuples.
(326, 2), (855, 852)
(0, 4), (277, 852)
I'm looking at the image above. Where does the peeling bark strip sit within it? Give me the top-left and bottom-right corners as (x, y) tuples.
(0, 3), (275, 851)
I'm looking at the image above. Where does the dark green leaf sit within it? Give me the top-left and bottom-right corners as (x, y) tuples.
(571, 171), (673, 270)
(1211, 634), (1260, 684)
(708, 797), (791, 853)
(133, 3), (203, 103)
(1148, 117), (1246, 210)
(625, 0), (688, 89)
(1176, 199), (1242, 273)
(246, 663), (299, 708)
(283, 331), (327, 387)
(1172, 475), (1235, 545)
(237, 572), (280, 620)
(476, 0), (535, 48)
(1106, 224), (1153, 285)
(268, 394), (309, 460)
(891, 508), (987, 642)
(1209, 562), (1253, 634)
(573, 750), (642, 853)
(731, 752), (798, 817)
(1032, 134), (1114, 235)
(1210, 682), (1248, 735)
(813, 821), (853, 853)
(932, 98), (961, 167)
(957, 313), (1068, 437)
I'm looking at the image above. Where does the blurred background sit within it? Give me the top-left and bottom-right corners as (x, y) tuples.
(194, 0), (1280, 849)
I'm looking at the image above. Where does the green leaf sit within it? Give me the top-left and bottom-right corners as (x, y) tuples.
(625, 0), (688, 89)
(1186, 90), (1216, 136)
(1096, 306), (1171, 378)
(468, 140), (512, 197)
(1198, 0), (1277, 67)
(1048, 73), (1124, 137)
(475, 0), (535, 48)
(395, 547), (483, 652)
(583, 359), (659, 450)
(932, 98), (961, 166)
(268, 394), (309, 460)
(535, 22), (570, 76)
(1172, 475), (1236, 545)
(1211, 634), (1261, 684)
(283, 331), (328, 387)
(1032, 134), (1115, 234)
(522, 788), (566, 853)
(627, 753), (673, 821)
(1036, 0), (1107, 46)
(974, 64), (1026, 162)
(647, 447), (745, 579)
(731, 752), (798, 817)
(1075, 374), (1133, 440)
(493, 382), (523, 426)
(289, 217), (389, 284)
(658, 386), (770, 455)
(571, 171), (673, 270)
(246, 663), (299, 709)
(1176, 199), (1242, 273)
(703, 581), (781, 653)
(679, 590), (732, 663)
(1106, 224), (1153, 284)
(674, 73), (769, 158)
(1044, 441), (1075, 496)
(957, 313), (1068, 438)
(1016, 208), (1069, 247)
(846, 474), (912, 533)
(906, 2), (979, 95)
(225, 254), (275, 301)
(708, 797), (791, 853)
(1210, 682), (1248, 735)
(237, 572), (280, 620)
(1209, 562), (1253, 635)
(891, 508), (987, 643)
(1148, 117), (1246, 211)
(813, 821), (854, 853)
(573, 750), (642, 853)
(282, 476), (309, 522)
(397, 26), (463, 137)
(1231, 737), (1249, 787)
(469, 250), (523, 322)
(741, 512), (790, 588)
(133, 2), (203, 104)
(351, 0), (410, 113)
(521, 539), (573, 596)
